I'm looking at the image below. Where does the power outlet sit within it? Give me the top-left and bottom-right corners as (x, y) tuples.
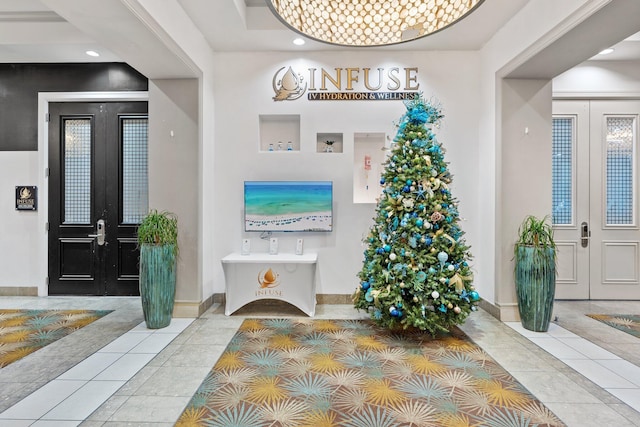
(241, 238), (250, 255)
(295, 238), (304, 255)
(269, 237), (278, 255)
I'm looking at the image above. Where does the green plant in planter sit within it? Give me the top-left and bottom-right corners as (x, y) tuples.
(137, 210), (178, 329)
(514, 215), (556, 332)
(137, 210), (178, 253)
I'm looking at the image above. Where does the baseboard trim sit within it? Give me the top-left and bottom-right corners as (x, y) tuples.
(494, 302), (520, 322)
(0, 286), (38, 296)
(175, 293), (356, 317)
(173, 294), (215, 318)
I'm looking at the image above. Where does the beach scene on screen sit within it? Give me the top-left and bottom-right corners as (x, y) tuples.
(245, 181), (333, 232)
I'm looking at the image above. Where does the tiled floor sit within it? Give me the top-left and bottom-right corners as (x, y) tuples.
(0, 297), (640, 426)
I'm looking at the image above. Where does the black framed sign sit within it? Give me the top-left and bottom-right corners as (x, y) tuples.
(16, 186), (37, 211)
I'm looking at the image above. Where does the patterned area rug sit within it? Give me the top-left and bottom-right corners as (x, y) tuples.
(588, 314), (640, 338)
(177, 318), (565, 427)
(0, 309), (112, 368)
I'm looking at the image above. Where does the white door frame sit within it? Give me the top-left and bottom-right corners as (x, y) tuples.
(37, 91), (149, 296)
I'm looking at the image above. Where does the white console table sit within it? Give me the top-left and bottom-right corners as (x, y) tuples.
(221, 252), (318, 316)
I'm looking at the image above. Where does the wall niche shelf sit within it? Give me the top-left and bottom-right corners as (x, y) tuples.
(353, 132), (387, 204)
(259, 114), (300, 152)
(316, 133), (343, 153)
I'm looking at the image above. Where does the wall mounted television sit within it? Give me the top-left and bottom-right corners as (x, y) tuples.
(244, 181), (333, 232)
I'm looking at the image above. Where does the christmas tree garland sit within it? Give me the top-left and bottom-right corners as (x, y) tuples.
(353, 94), (479, 335)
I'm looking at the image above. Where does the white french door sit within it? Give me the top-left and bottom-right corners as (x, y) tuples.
(553, 100), (640, 300)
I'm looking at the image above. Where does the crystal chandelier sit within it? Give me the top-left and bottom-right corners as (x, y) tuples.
(268, 0), (484, 47)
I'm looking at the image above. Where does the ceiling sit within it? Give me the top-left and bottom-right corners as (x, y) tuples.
(0, 0), (639, 66)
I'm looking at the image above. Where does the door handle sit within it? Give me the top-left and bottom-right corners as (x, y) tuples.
(88, 219), (106, 246)
(580, 221), (590, 248)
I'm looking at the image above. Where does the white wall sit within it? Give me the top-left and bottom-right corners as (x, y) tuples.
(554, 60), (640, 95)
(476, 0), (608, 307)
(148, 79), (199, 304)
(211, 51), (481, 297)
(0, 152), (40, 290)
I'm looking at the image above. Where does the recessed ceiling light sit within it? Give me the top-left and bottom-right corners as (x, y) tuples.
(293, 38), (305, 46)
(598, 48), (614, 55)
(85, 50), (100, 57)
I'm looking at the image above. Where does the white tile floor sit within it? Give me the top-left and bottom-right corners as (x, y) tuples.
(0, 317), (194, 426)
(507, 321), (640, 413)
(2, 298), (640, 426)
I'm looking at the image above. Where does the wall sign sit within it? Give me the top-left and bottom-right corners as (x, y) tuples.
(272, 66), (420, 102)
(16, 186), (37, 211)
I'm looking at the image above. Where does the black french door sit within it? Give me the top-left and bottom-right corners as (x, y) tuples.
(48, 102), (148, 295)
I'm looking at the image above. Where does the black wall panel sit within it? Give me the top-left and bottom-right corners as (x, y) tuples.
(0, 63), (148, 151)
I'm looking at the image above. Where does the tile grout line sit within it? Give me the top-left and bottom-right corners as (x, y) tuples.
(0, 319), (195, 424)
(506, 322), (640, 412)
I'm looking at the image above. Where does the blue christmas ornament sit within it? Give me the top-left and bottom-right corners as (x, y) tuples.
(437, 251), (449, 267)
(425, 237), (432, 245)
(384, 245), (391, 252)
(361, 281), (370, 290)
(380, 178), (386, 184)
(408, 237), (417, 248)
(428, 267), (436, 274)
(469, 290), (480, 301)
(416, 219), (423, 227)
(438, 304), (447, 313)
(374, 309), (383, 319)
(391, 308), (399, 317)
(365, 289), (373, 302)
(406, 179), (412, 185)
(400, 220), (407, 228)
(416, 271), (427, 282)
(403, 186), (410, 192)
(393, 177), (399, 182)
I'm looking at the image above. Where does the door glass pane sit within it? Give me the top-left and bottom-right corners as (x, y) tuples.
(64, 119), (91, 224)
(606, 116), (635, 225)
(552, 117), (574, 225)
(122, 117), (148, 224)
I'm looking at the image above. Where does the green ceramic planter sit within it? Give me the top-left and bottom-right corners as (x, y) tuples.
(515, 245), (556, 332)
(139, 244), (176, 329)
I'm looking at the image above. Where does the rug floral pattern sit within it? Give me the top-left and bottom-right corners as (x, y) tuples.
(0, 309), (112, 368)
(177, 318), (564, 427)
(588, 314), (640, 338)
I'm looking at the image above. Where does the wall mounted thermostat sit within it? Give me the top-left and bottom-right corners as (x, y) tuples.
(269, 237), (278, 255)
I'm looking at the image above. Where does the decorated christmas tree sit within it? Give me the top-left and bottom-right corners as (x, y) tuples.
(353, 95), (479, 335)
